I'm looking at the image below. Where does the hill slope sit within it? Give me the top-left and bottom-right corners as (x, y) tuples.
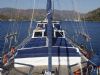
(0, 8), (79, 21)
(84, 8), (100, 21)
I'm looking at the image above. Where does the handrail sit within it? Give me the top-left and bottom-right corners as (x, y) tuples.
(15, 62), (34, 75)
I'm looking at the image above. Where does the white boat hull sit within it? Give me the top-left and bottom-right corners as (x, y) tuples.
(15, 57), (81, 67)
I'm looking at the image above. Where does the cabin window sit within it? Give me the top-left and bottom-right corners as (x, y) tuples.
(55, 31), (63, 37)
(38, 24), (44, 28)
(54, 24), (60, 29)
(44, 32), (47, 36)
(34, 32), (42, 37)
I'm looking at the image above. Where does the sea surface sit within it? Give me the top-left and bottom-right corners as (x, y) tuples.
(0, 21), (100, 56)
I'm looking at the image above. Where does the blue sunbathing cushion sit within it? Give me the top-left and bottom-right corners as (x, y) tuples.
(25, 38), (46, 48)
(52, 38), (72, 47)
(16, 47), (80, 58)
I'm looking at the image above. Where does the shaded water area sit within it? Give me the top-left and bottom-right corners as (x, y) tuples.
(61, 21), (100, 53)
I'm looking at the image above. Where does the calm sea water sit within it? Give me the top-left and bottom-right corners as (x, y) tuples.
(0, 21), (100, 56)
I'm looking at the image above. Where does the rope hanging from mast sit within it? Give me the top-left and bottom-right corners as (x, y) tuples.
(28, 0), (35, 36)
(1, 0), (20, 71)
(70, 0), (94, 52)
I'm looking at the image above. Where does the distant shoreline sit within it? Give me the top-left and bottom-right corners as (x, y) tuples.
(0, 19), (100, 22)
(0, 8), (100, 21)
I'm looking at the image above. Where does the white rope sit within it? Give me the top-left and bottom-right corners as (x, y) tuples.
(55, 0), (63, 20)
(69, 0), (79, 42)
(71, 0), (94, 53)
(3, 8), (14, 52)
(79, 62), (83, 75)
(14, 0), (20, 43)
(82, 15), (94, 52)
(3, 34), (8, 52)
(71, 0), (85, 37)
(72, 0), (84, 75)
(29, 0), (35, 36)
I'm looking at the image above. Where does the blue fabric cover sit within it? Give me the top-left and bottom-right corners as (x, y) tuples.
(16, 47), (80, 58)
(53, 38), (72, 47)
(25, 38), (46, 47)
(25, 38), (72, 47)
